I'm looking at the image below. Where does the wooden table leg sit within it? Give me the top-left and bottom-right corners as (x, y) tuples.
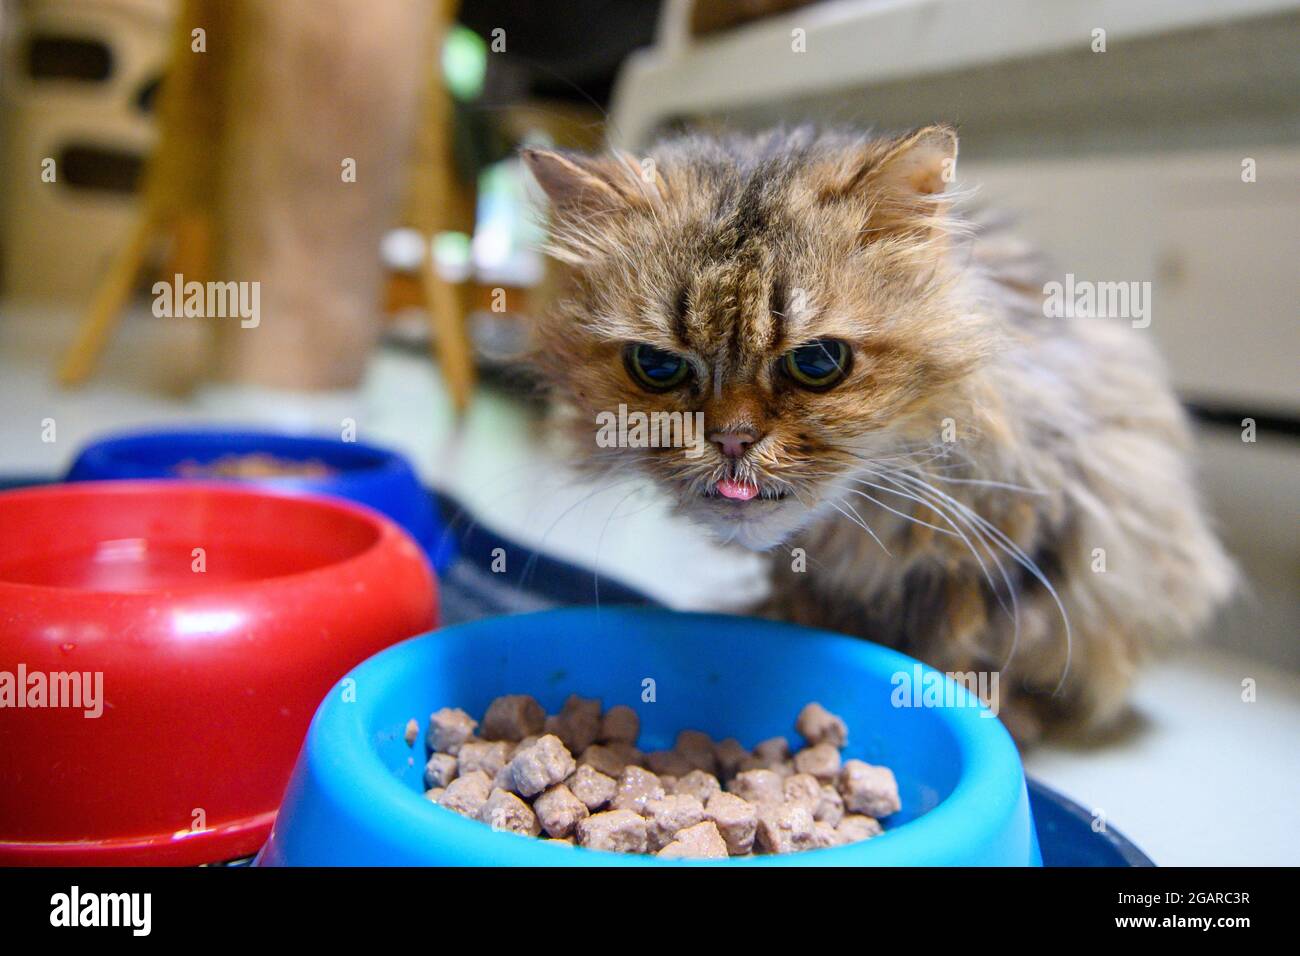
(420, 248), (475, 412)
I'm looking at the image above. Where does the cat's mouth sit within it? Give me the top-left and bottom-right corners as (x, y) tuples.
(702, 478), (787, 502)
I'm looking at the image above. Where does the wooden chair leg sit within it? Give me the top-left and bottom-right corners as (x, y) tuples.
(420, 248), (475, 413)
(165, 212), (210, 283)
(58, 215), (156, 386)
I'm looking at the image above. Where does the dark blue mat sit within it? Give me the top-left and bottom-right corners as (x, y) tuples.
(429, 488), (652, 625)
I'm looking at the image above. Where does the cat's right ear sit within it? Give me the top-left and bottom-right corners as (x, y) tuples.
(520, 148), (645, 217)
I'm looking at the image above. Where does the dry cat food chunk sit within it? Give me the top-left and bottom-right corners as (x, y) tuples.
(674, 769), (722, 804)
(546, 695), (603, 754)
(837, 814), (884, 843)
(815, 784), (845, 825)
(675, 730), (719, 774)
(482, 695), (546, 742)
(424, 752), (458, 789)
(658, 821), (729, 859)
(577, 744), (628, 778)
(838, 760), (902, 818)
(427, 707), (477, 755)
(566, 765), (618, 811)
(644, 794), (707, 851)
(604, 740), (643, 769)
(793, 743), (841, 783)
(796, 702), (848, 748)
(508, 734), (577, 798)
(645, 749), (694, 778)
(753, 736), (791, 766)
(713, 738), (750, 779)
(600, 705), (639, 744)
(610, 766), (666, 815)
(704, 791), (758, 856)
(533, 784), (589, 838)
(479, 788), (541, 836)
(813, 820), (843, 849)
(458, 740), (511, 778)
(755, 803), (818, 854)
(436, 770), (492, 818)
(492, 765), (515, 791)
(576, 809), (648, 854)
(782, 772), (823, 811)
(420, 697), (897, 858)
(727, 769), (784, 807)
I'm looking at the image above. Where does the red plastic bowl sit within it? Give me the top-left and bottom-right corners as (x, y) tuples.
(0, 481), (437, 865)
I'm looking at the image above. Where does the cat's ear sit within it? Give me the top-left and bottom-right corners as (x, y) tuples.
(522, 148), (664, 216)
(825, 124), (959, 201)
(867, 124), (958, 196)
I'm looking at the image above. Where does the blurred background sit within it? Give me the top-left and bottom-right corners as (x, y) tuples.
(0, 0), (1295, 863)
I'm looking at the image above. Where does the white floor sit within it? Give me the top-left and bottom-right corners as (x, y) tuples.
(2, 305), (1296, 865)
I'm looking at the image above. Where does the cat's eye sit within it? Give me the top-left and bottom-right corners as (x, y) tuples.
(624, 343), (690, 391)
(782, 339), (852, 390)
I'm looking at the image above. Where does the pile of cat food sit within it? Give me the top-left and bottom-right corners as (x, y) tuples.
(415, 694), (900, 858)
(174, 453), (335, 479)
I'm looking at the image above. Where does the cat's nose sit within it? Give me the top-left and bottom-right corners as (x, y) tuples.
(708, 428), (758, 459)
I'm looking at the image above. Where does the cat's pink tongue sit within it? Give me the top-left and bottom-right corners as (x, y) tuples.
(716, 478), (759, 501)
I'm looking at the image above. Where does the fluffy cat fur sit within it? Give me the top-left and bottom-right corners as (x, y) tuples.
(522, 126), (1235, 741)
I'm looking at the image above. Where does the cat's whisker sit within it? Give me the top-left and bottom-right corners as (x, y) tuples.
(923, 474), (1047, 495)
(591, 484), (649, 609)
(843, 441), (1049, 495)
(841, 481), (959, 537)
(892, 470), (1073, 692)
(440, 458), (629, 551)
(807, 465), (949, 530)
(869, 467), (1020, 634)
(886, 446), (1046, 492)
(516, 473), (644, 594)
(845, 440), (970, 473)
(855, 446), (960, 476)
(849, 463), (1023, 671)
(759, 463), (1023, 657)
(804, 465), (947, 538)
(826, 499), (891, 556)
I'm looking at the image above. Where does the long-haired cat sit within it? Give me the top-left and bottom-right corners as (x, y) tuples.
(522, 126), (1234, 742)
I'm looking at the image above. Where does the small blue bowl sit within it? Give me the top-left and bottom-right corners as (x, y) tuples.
(259, 608), (1041, 866)
(65, 428), (454, 573)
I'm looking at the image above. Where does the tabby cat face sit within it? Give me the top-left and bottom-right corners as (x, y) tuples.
(525, 126), (995, 550)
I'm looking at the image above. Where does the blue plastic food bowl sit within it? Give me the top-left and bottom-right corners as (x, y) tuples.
(259, 607), (1041, 866)
(65, 428), (454, 573)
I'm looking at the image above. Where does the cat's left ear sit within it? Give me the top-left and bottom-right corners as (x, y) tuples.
(826, 124), (959, 200)
(869, 124), (958, 196)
